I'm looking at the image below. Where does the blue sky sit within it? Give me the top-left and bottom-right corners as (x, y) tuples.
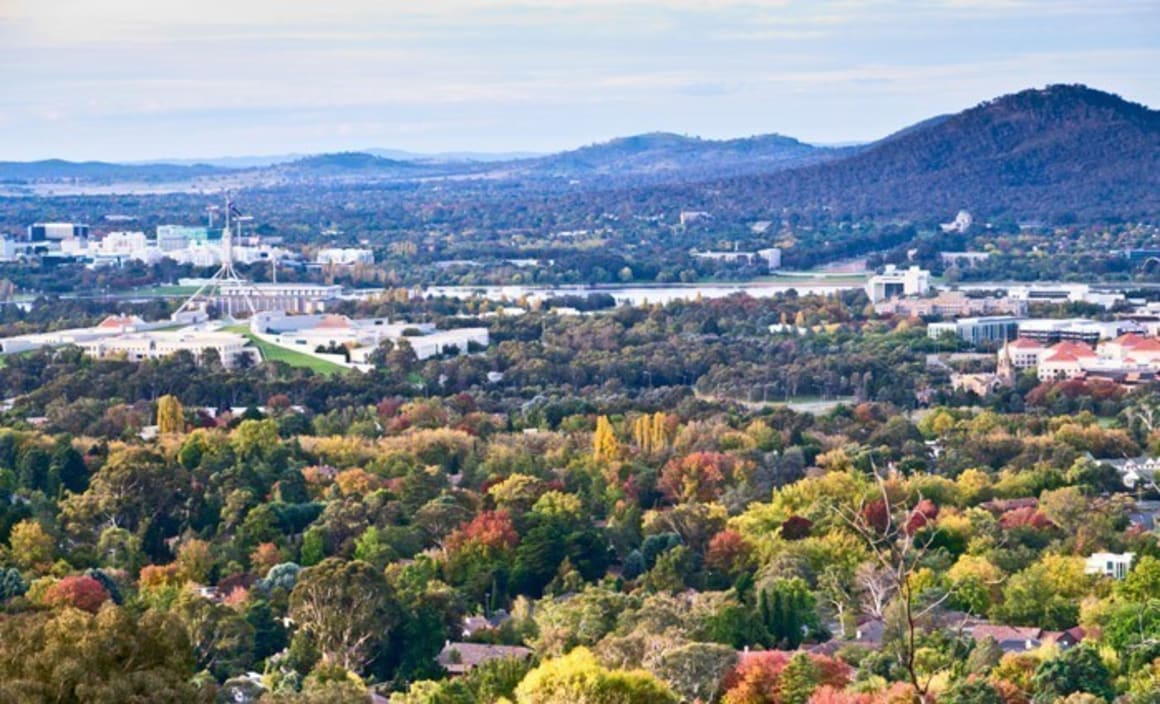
(0, 0), (1157, 161)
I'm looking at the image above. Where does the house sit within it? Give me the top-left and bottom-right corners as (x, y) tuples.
(1084, 552), (1135, 579)
(969, 624), (1087, 654)
(1099, 457), (1160, 491)
(436, 642), (533, 675)
(461, 610), (511, 638)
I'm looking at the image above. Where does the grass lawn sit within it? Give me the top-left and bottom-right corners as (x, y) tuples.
(223, 324), (347, 375)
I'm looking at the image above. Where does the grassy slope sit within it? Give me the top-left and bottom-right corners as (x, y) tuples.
(223, 324), (347, 375)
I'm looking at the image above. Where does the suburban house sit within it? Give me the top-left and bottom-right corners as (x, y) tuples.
(436, 642), (534, 676)
(1084, 552), (1135, 580)
(969, 625), (1087, 654)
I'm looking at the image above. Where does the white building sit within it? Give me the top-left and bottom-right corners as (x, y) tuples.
(866, 265), (931, 303)
(253, 311), (489, 363)
(80, 330), (259, 368)
(156, 225), (212, 252)
(1084, 552), (1134, 580)
(91, 231), (152, 259)
(691, 247), (781, 271)
(940, 210), (973, 234)
(28, 222), (89, 241)
(926, 316), (1021, 345)
(316, 247), (374, 266)
(1007, 284), (1124, 310)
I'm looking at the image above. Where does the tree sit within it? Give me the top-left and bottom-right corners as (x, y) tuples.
(514, 647), (678, 704)
(156, 395), (185, 434)
(43, 575), (110, 613)
(172, 590), (255, 681)
(756, 577), (821, 650)
(1030, 645), (1114, 703)
(593, 415), (620, 464)
(648, 642), (736, 704)
(780, 652), (821, 704)
(942, 677), (1005, 704)
(835, 472), (952, 703)
(659, 452), (729, 503)
(288, 558), (399, 674)
(0, 605), (199, 703)
(7, 519), (54, 570)
(0, 567), (28, 601)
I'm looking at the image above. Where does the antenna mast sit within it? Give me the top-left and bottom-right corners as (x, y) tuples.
(175, 192), (258, 320)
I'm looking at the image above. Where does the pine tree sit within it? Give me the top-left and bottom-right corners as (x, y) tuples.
(780, 652), (821, 704)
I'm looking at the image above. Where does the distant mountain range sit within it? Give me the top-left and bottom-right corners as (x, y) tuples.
(3, 84), (1157, 220)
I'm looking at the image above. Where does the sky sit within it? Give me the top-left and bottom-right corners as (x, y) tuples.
(0, 0), (1157, 161)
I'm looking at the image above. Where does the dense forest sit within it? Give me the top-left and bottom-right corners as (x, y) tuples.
(1, 291), (1160, 703)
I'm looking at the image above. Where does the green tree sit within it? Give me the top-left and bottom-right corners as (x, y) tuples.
(943, 677), (1005, 704)
(757, 577), (821, 649)
(1031, 645), (1114, 704)
(779, 652), (820, 704)
(288, 558), (400, 674)
(172, 590), (255, 681)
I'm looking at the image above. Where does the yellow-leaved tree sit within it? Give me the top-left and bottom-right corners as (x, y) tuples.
(593, 415), (620, 464)
(156, 394), (184, 435)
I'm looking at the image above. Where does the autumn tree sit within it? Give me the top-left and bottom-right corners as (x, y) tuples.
(593, 415), (620, 464)
(156, 395), (185, 435)
(43, 575), (110, 613)
(514, 647), (678, 704)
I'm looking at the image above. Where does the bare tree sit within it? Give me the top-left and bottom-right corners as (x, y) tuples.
(834, 469), (950, 703)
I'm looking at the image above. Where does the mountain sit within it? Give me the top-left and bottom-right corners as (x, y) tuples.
(0, 159), (224, 183)
(511, 131), (847, 180)
(697, 85), (1160, 221)
(365, 148), (543, 163)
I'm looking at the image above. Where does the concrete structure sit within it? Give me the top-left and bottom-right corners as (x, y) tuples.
(679, 210), (711, 225)
(252, 311), (489, 363)
(80, 329), (259, 368)
(0, 315), (165, 355)
(27, 222), (88, 241)
(156, 225), (212, 252)
(939, 251), (991, 267)
(877, 291), (1026, 318)
(940, 210), (973, 234)
(1085, 552), (1135, 580)
(1007, 284), (1124, 310)
(91, 231), (152, 259)
(691, 247), (781, 271)
(316, 247), (374, 266)
(927, 316), (1021, 345)
(865, 265), (931, 303)
(180, 280), (343, 316)
(1017, 318), (1142, 345)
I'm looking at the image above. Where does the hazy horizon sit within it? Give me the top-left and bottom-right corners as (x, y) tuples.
(2, 0), (1157, 162)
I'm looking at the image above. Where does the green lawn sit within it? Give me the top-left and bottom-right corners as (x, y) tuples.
(224, 325), (347, 375)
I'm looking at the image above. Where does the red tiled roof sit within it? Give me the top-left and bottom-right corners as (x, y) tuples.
(1009, 338), (1045, 349)
(1051, 341), (1097, 357)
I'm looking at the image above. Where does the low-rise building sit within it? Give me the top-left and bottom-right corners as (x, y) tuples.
(1085, 552), (1135, 579)
(865, 265), (931, 303)
(80, 330), (260, 368)
(316, 247), (374, 266)
(1017, 318), (1141, 345)
(927, 316), (1021, 345)
(877, 291), (1026, 318)
(436, 642), (533, 676)
(691, 247), (780, 271)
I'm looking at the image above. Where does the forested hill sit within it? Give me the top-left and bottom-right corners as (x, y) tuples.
(670, 85), (1160, 222)
(510, 131), (846, 180)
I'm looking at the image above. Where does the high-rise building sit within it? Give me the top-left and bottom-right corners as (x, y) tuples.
(27, 222), (89, 242)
